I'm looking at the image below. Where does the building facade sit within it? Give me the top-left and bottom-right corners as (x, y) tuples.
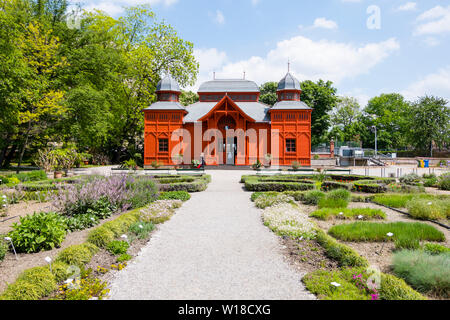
(143, 72), (312, 167)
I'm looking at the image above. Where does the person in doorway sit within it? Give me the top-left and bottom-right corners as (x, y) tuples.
(200, 153), (206, 169)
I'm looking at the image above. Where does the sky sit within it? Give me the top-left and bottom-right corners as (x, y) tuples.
(77, 0), (450, 107)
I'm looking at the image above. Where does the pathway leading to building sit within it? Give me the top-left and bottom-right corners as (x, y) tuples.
(108, 170), (315, 300)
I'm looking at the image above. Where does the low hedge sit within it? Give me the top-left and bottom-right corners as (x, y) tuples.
(315, 229), (368, 268)
(245, 180), (314, 192)
(321, 181), (352, 192)
(158, 179), (208, 193)
(158, 191), (191, 202)
(352, 181), (387, 193)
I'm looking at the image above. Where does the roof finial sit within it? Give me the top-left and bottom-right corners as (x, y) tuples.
(213, 71), (216, 80)
(287, 58), (290, 73)
(243, 70), (246, 80)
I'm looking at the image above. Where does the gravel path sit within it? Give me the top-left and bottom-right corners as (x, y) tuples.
(108, 170), (315, 300)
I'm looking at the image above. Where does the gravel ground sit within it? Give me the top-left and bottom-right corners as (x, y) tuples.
(108, 170), (315, 300)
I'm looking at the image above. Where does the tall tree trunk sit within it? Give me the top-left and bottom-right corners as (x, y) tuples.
(0, 133), (11, 168)
(16, 121), (32, 173)
(3, 144), (17, 168)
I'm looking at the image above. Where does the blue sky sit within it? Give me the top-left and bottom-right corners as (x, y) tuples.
(78, 0), (450, 106)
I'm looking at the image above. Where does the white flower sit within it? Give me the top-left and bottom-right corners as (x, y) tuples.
(338, 212), (344, 215)
(330, 282), (341, 287)
(90, 217), (95, 221)
(387, 232), (394, 237)
(358, 215), (364, 219)
(45, 256), (52, 263)
(139, 225), (143, 229)
(121, 234), (128, 239)
(64, 278), (73, 284)
(1, 195), (6, 199)
(4, 237), (11, 241)
(428, 202), (433, 205)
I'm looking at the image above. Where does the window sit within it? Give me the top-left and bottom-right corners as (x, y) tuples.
(286, 139), (296, 153)
(158, 138), (169, 152)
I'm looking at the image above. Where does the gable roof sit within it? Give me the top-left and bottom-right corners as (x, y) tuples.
(198, 95), (255, 122)
(183, 100), (270, 123)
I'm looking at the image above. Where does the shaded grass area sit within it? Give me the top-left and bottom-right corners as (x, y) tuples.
(328, 222), (445, 243)
(392, 250), (450, 298)
(311, 208), (386, 221)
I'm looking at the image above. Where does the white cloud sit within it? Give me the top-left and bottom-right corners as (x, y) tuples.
(397, 2), (417, 12)
(210, 10), (225, 25)
(313, 17), (338, 30)
(251, 0), (261, 6)
(414, 5), (450, 35)
(189, 36), (400, 90)
(401, 66), (450, 101)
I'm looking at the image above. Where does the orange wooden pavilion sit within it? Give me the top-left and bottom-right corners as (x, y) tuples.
(143, 72), (312, 167)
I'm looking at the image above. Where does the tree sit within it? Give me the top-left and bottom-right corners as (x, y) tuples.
(180, 90), (199, 106)
(15, 21), (68, 170)
(259, 82), (278, 106)
(329, 96), (364, 143)
(301, 80), (338, 146)
(363, 93), (411, 150)
(407, 96), (449, 156)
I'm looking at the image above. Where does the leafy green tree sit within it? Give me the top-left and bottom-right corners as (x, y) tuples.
(180, 90), (199, 106)
(259, 82), (278, 106)
(329, 97), (365, 143)
(363, 93), (411, 150)
(407, 96), (449, 156)
(301, 80), (338, 146)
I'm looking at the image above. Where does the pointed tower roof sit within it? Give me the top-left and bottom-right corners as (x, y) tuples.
(277, 72), (301, 91)
(156, 74), (180, 92)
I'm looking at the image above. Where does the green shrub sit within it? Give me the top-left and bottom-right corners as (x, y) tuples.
(103, 211), (140, 237)
(126, 176), (158, 208)
(56, 243), (99, 267)
(8, 212), (67, 253)
(87, 226), (115, 248)
(0, 280), (43, 300)
(50, 261), (72, 283)
(283, 191), (307, 202)
(117, 253), (132, 263)
(424, 177), (438, 187)
(317, 189), (351, 209)
(14, 170), (47, 182)
(423, 243), (450, 255)
(438, 173), (450, 191)
(16, 266), (57, 296)
(158, 191), (191, 202)
(128, 221), (155, 240)
(315, 229), (368, 267)
(302, 190), (325, 205)
(392, 250), (450, 297)
(0, 240), (7, 261)
(106, 240), (129, 255)
(310, 208), (386, 221)
(406, 198), (447, 220)
(64, 213), (100, 231)
(399, 173), (422, 185)
(328, 222), (445, 243)
(378, 273), (426, 300)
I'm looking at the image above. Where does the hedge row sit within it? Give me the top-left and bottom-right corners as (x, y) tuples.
(321, 181), (352, 191)
(315, 229), (369, 268)
(157, 175), (211, 193)
(352, 182), (387, 193)
(245, 180), (315, 192)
